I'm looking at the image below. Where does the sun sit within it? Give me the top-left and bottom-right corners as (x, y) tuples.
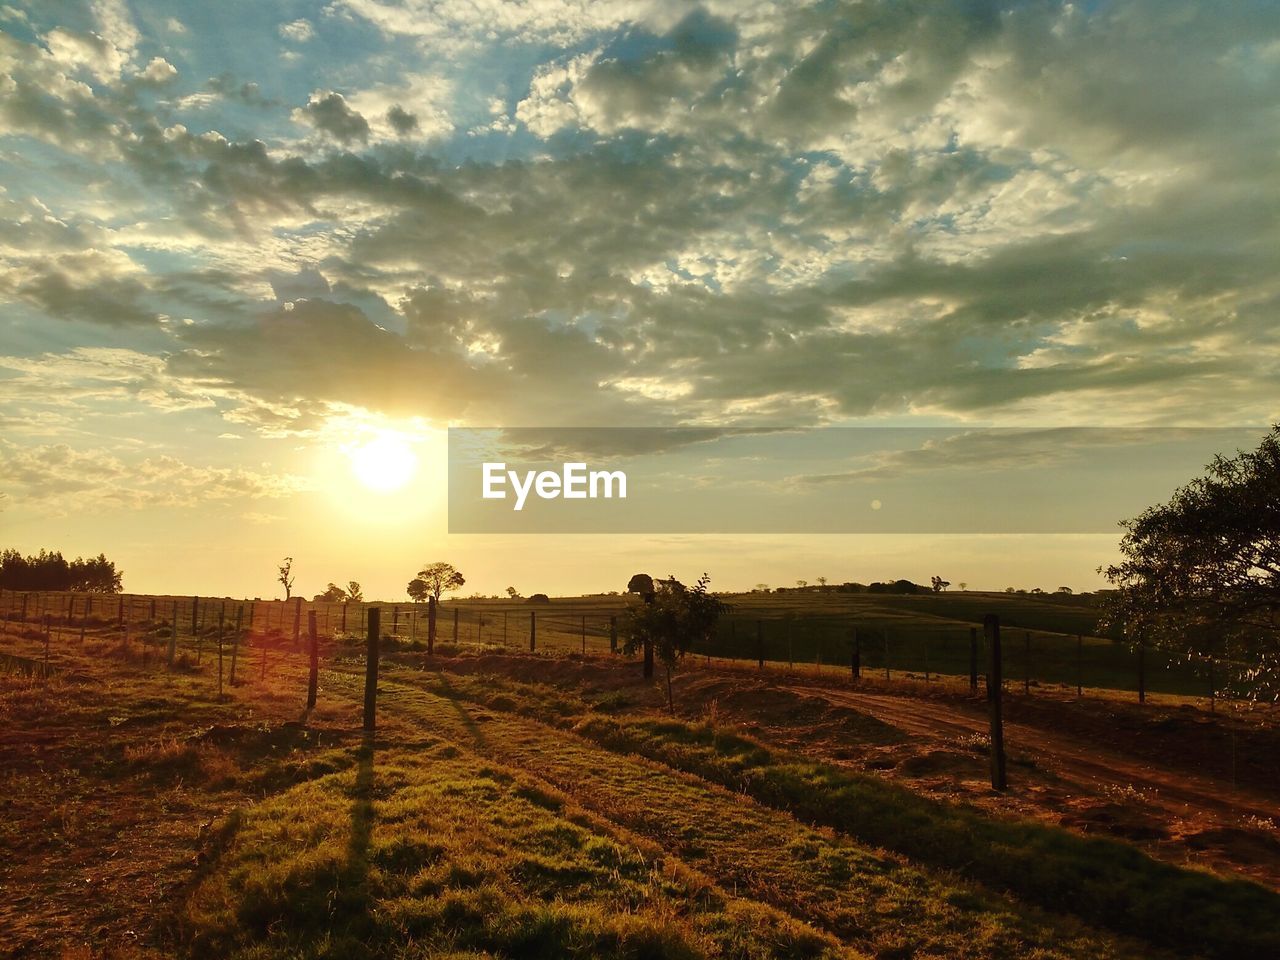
(347, 433), (418, 493)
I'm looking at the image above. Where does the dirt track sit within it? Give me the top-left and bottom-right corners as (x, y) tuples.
(783, 682), (1280, 887)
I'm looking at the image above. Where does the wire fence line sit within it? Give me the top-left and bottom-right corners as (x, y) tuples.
(2, 587), (1256, 707)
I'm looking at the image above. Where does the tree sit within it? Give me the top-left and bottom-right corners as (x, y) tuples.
(1103, 426), (1280, 700)
(796, 579), (808, 588)
(416, 562), (465, 601)
(930, 576), (951, 593)
(314, 582), (347, 602)
(627, 573), (657, 677)
(958, 582), (968, 591)
(278, 557), (295, 600)
(625, 574), (725, 713)
(407, 578), (430, 603)
(1056, 586), (1073, 595)
(754, 583), (770, 592)
(0, 549), (122, 592)
(816, 576), (828, 587)
(347, 581), (364, 603)
(506, 586), (521, 599)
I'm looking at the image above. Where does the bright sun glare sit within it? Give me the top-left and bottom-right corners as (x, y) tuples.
(348, 434), (418, 493)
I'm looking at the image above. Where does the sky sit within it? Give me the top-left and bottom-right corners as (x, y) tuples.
(0, 0), (1277, 600)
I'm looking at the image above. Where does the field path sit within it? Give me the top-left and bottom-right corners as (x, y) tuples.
(321, 667), (1155, 960)
(790, 684), (1280, 839)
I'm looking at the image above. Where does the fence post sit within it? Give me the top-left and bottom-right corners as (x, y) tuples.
(191, 596), (199, 636)
(504, 610), (509, 645)
(43, 613), (51, 666)
(168, 600), (178, 666)
(1076, 634), (1083, 698)
(969, 626), (978, 693)
(1208, 655), (1216, 712)
(364, 608), (380, 731)
(984, 614), (1007, 791)
(427, 596), (437, 655)
(786, 617), (793, 673)
(307, 609), (319, 709)
(530, 610), (536, 652)
(850, 626), (860, 680)
(342, 601), (348, 634)
(884, 627), (890, 680)
(1137, 635), (1146, 705)
(923, 633), (930, 682)
(216, 607), (225, 699)
(757, 620), (764, 669)
(230, 605), (243, 685)
(1024, 631), (1031, 695)
(393, 606), (399, 638)
(292, 597), (302, 646)
(609, 615), (618, 654)
(20, 592), (28, 624)
(453, 606), (459, 644)
(118, 595), (125, 626)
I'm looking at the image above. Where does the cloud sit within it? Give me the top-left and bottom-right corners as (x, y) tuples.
(279, 19), (315, 43)
(0, 440), (311, 514)
(293, 90), (371, 143)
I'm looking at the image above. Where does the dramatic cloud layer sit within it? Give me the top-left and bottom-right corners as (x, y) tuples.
(1, 0), (1278, 525)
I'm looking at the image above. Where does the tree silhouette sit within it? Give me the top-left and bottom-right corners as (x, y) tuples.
(625, 573), (724, 713)
(416, 562), (465, 601)
(314, 582), (347, 602)
(627, 573), (656, 678)
(277, 557), (295, 600)
(347, 581), (364, 602)
(1104, 426), (1280, 699)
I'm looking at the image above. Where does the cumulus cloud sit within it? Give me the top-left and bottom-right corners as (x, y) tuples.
(0, 440), (311, 514)
(293, 90), (371, 143)
(0, 0), (1278, 528)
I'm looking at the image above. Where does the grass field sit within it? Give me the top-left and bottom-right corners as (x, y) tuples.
(2, 593), (1278, 959)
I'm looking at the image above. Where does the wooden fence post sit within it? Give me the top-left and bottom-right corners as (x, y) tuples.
(292, 597), (302, 646)
(504, 610), (509, 646)
(529, 610), (536, 652)
(191, 596), (199, 636)
(1024, 631), (1031, 695)
(342, 601), (348, 634)
(984, 614), (1007, 791)
(427, 596), (437, 655)
(850, 627), (860, 680)
(307, 609), (319, 709)
(1137, 635), (1146, 705)
(168, 600), (178, 666)
(969, 626), (978, 693)
(43, 613), (51, 666)
(216, 607), (225, 699)
(230, 605), (243, 685)
(1076, 634), (1083, 698)
(393, 606), (399, 638)
(363, 608), (380, 732)
(452, 606), (459, 644)
(610, 615), (618, 654)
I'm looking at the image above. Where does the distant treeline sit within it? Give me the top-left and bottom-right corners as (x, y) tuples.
(772, 580), (932, 595)
(0, 548), (123, 593)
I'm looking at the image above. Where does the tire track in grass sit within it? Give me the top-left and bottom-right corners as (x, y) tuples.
(322, 668), (1166, 960)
